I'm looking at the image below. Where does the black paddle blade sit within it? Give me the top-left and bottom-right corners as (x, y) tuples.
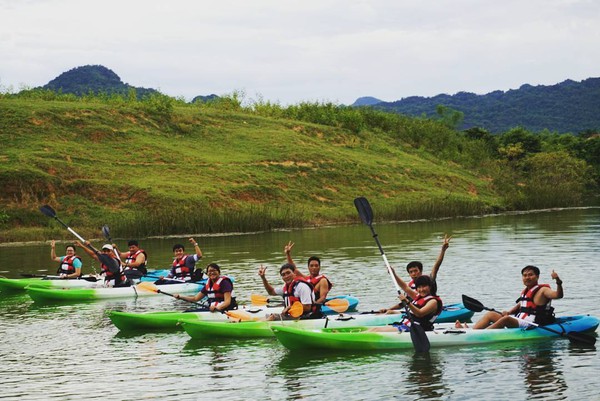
(567, 331), (597, 345)
(101, 225), (111, 241)
(39, 205), (57, 218)
(354, 197), (373, 225)
(462, 294), (485, 313)
(410, 323), (431, 352)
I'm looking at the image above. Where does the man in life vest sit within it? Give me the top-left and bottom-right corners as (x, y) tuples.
(379, 234), (451, 313)
(175, 263), (236, 311)
(77, 242), (125, 287)
(370, 274), (443, 332)
(114, 240), (148, 281)
(258, 263), (319, 320)
(283, 241), (332, 305)
(156, 238), (203, 284)
(50, 240), (82, 279)
(457, 265), (563, 329)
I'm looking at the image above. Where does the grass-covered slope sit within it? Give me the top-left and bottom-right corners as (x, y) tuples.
(1, 97), (503, 242)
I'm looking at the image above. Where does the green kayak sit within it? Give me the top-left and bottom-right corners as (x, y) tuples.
(271, 315), (599, 352)
(0, 276), (100, 292)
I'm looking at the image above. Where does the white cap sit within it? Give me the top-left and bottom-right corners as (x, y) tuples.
(101, 244), (114, 251)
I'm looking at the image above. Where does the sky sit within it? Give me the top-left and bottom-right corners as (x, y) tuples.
(1, 0), (599, 105)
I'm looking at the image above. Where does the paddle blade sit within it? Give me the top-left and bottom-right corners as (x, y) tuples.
(39, 205), (57, 218)
(567, 331), (597, 346)
(226, 310), (258, 322)
(410, 323), (431, 352)
(288, 301), (305, 318)
(250, 294), (269, 305)
(354, 197), (373, 226)
(324, 298), (350, 313)
(101, 225), (111, 241)
(462, 294), (485, 313)
(136, 281), (159, 293)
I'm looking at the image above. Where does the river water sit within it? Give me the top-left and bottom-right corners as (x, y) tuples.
(0, 208), (598, 400)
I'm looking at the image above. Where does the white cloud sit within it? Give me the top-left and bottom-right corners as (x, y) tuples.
(1, 0), (599, 104)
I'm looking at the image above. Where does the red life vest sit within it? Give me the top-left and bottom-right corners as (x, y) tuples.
(171, 255), (193, 279)
(101, 257), (125, 282)
(58, 255), (81, 275)
(283, 277), (318, 316)
(307, 274), (332, 299)
(402, 294), (443, 331)
(203, 276), (236, 308)
(125, 249), (147, 273)
(515, 284), (553, 320)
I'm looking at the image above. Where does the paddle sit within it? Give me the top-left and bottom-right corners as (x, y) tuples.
(39, 205), (120, 274)
(19, 273), (98, 282)
(354, 196), (430, 352)
(462, 294), (596, 345)
(136, 282), (254, 321)
(250, 294), (350, 313)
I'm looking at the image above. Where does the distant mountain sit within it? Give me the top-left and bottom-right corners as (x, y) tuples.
(351, 96), (382, 107)
(356, 78), (600, 133)
(42, 65), (158, 98)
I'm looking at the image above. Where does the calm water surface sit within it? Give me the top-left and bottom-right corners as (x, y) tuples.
(1, 208), (599, 400)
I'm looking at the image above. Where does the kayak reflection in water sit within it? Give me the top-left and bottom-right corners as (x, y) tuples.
(456, 266), (563, 329)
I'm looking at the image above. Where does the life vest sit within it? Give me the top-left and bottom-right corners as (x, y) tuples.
(307, 274), (333, 299)
(402, 294), (443, 331)
(515, 284), (555, 324)
(101, 257), (125, 283)
(283, 277), (318, 316)
(125, 249), (148, 274)
(58, 255), (81, 275)
(407, 279), (416, 290)
(204, 276), (236, 309)
(171, 255), (193, 279)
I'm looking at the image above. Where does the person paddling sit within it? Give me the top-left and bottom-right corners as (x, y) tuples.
(174, 263), (236, 312)
(456, 266), (563, 329)
(379, 234), (451, 314)
(258, 263), (321, 320)
(50, 240), (82, 279)
(283, 241), (333, 305)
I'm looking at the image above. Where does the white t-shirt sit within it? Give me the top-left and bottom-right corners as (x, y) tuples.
(275, 281), (314, 305)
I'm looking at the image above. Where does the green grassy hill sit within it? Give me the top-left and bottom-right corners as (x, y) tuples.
(0, 95), (581, 242)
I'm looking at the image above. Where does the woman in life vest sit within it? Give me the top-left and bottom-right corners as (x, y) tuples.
(258, 263), (319, 320)
(370, 274), (443, 332)
(50, 240), (82, 279)
(175, 263), (236, 312)
(284, 241), (333, 305)
(456, 266), (563, 329)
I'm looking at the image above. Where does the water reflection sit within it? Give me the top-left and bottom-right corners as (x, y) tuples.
(404, 351), (447, 400)
(518, 344), (567, 400)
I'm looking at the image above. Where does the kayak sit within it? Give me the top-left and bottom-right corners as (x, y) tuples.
(271, 315), (600, 351)
(26, 281), (205, 303)
(180, 303), (474, 339)
(108, 295), (360, 332)
(179, 313), (420, 339)
(0, 276), (101, 292)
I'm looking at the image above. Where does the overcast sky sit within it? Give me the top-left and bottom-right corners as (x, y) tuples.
(1, 0), (598, 105)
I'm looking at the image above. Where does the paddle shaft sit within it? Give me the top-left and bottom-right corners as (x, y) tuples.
(354, 197), (430, 352)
